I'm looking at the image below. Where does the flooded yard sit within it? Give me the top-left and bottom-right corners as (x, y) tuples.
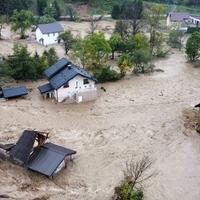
(0, 50), (200, 200)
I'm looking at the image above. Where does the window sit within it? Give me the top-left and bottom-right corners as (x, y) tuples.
(48, 33), (50, 37)
(83, 79), (89, 85)
(63, 83), (69, 88)
(53, 33), (55, 36)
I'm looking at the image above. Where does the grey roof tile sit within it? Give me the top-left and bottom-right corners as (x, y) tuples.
(38, 22), (64, 34)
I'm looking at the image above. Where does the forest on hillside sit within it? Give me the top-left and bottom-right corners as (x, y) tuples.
(0, 0), (199, 16)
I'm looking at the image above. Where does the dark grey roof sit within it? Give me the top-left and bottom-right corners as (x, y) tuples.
(44, 58), (71, 79)
(9, 130), (36, 165)
(169, 12), (190, 22)
(27, 147), (65, 177)
(49, 64), (96, 90)
(195, 103), (200, 108)
(27, 143), (76, 177)
(38, 83), (53, 94)
(2, 86), (28, 99)
(38, 22), (64, 34)
(44, 142), (76, 156)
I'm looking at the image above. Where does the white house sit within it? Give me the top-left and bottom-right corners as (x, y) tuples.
(38, 58), (97, 103)
(166, 12), (190, 26)
(167, 12), (200, 27)
(189, 15), (200, 27)
(36, 22), (64, 45)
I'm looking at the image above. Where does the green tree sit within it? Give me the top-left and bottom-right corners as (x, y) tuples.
(43, 47), (58, 66)
(114, 20), (129, 39)
(66, 4), (77, 21)
(186, 32), (200, 61)
(72, 38), (90, 68)
(127, 33), (151, 73)
(118, 54), (132, 77)
(7, 44), (37, 80)
(37, 0), (47, 16)
(59, 31), (75, 55)
(52, 0), (61, 20)
(145, 5), (165, 54)
(11, 10), (33, 39)
(73, 33), (111, 71)
(0, 15), (7, 40)
(168, 29), (184, 49)
(109, 33), (123, 59)
(37, 15), (56, 24)
(44, 2), (57, 19)
(111, 4), (121, 19)
(85, 32), (111, 71)
(33, 52), (48, 76)
(121, 0), (143, 35)
(0, 0), (32, 16)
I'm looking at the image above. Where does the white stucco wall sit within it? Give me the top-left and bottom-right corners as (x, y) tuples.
(54, 75), (96, 103)
(36, 28), (61, 45)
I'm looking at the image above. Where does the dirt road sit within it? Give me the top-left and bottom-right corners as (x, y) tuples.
(0, 50), (200, 200)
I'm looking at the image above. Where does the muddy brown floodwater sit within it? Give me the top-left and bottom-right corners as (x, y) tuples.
(0, 50), (200, 200)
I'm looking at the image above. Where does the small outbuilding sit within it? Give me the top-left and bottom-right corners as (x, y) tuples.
(0, 86), (28, 100)
(0, 130), (76, 178)
(38, 58), (97, 103)
(36, 22), (64, 46)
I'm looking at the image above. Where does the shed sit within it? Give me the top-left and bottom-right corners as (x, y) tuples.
(27, 142), (76, 178)
(1, 86), (28, 99)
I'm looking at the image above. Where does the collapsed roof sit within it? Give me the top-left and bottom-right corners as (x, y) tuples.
(2, 130), (76, 178)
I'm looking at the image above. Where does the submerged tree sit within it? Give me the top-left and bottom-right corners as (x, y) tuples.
(186, 32), (200, 61)
(109, 33), (123, 59)
(121, 0), (143, 35)
(145, 5), (165, 55)
(114, 20), (129, 39)
(59, 31), (75, 55)
(113, 156), (155, 200)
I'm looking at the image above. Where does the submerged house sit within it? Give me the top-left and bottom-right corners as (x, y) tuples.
(36, 22), (64, 45)
(0, 130), (76, 178)
(38, 58), (97, 103)
(0, 86), (28, 100)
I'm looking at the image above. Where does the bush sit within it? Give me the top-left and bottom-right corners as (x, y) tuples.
(94, 67), (121, 83)
(187, 27), (200, 34)
(186, 31), (200, 61)
(114, 181), (143, 200)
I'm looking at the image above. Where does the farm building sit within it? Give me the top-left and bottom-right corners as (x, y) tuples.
(167, 12), (190, 26)
(167, 12), (200, 27)
(0, 130), (76, 178)
(38, 58), (97, 103)
(0, 86), (28, 100)
(36, 22), (64, 45)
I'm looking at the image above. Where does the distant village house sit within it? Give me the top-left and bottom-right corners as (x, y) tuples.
(167, 12), (200, 27)
(38, 58), (97, 103)
(36, 22), (64, 45)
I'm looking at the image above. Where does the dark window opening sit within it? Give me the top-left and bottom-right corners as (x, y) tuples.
(63, 83), (69, 88)
(83, 79), (89, 85)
